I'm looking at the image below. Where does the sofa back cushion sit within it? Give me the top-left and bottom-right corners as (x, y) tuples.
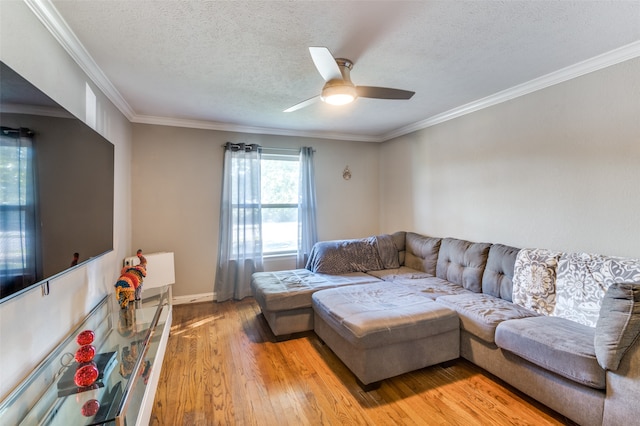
(391, 231), (407, 265)
(595, 282), (640, 371)
(403, 233), (441, 275)
(512, 248), (563, 316)
(482, 244), (520, 302)
(435, 238), (491, 293)
(554, 253), (640, 327)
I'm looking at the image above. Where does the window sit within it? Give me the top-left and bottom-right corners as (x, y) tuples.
(216, 143), (316, 301)
(0, 129), (38, 289)
(261, 153), (299, 255)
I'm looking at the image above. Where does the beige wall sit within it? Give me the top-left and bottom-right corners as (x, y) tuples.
(0, 2), (132, 399)
(132, 125), (380, 298)
(380, 57), (640, 258)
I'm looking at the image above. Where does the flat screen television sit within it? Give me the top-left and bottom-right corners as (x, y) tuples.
(0, 61), (114, 303)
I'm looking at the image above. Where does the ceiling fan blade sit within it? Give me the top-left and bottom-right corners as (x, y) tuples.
(356, 86), (415, 100)
(309, 47), (343, 82)
(283, 95), (321, 113)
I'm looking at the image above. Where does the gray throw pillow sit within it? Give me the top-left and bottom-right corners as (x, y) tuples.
(594, 282), (640, 371)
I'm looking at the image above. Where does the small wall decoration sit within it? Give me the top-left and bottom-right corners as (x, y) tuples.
(342, 166), (351, 180)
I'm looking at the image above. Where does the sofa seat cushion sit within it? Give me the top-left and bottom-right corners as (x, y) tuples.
(436, 293), (538, 343)
(495, 316), (605, 389)
(312, 282), (458, 349)
(366, 266), (434, 281)
(394, 277), (474, 300)
(251, 269), (380, 312)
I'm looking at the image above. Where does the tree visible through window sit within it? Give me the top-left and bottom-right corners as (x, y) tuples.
(261, 153), (299, 255)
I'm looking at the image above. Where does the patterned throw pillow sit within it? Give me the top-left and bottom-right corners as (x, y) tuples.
(554, 253), (640, 327)
(512, 248), (563, 315)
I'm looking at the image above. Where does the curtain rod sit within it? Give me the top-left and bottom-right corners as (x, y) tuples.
(1, 126), (34, 137)
(221, 143), (314, 153)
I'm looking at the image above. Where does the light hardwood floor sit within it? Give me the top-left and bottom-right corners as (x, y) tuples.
(150, 299), (575, 425)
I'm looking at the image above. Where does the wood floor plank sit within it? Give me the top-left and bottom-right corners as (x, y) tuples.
(150, 299), (576, 425)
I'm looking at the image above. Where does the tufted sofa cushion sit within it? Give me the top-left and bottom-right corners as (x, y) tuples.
(390, 231), (407, 265)
(482, 244), (520, 302)
(251, 269), (381, 312)
(403, 233), (442, 275)
(366, 266), (434, 281)
(312, 282), (458, 349)
(435, 238), (491, 293)
(595, 282), (640, 370)
(436, 293), (538, 343)
(394, 277), (473, 300)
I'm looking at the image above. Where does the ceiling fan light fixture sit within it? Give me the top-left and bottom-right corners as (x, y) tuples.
(284, 47), (414, 112)
(321, 83), (357, 106)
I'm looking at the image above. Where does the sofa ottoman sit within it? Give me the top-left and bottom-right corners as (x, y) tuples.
(312, 282), (460, 388)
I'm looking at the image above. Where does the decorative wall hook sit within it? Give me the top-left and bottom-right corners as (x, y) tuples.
(343, 166), (351, 180)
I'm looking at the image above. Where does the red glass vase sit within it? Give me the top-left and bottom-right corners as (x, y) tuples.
(76, 330), (95, 346)
(74, 364), (99, 387)
(75, 345), (96, 363)
(81, 399), (101, 417)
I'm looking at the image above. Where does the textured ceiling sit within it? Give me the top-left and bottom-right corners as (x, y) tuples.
(50, 1), (640, 141)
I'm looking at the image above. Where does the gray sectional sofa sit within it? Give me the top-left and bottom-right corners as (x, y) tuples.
(251, 231), (640, 426)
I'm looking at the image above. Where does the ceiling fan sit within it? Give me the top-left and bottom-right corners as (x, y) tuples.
(284, 47), (415, 112)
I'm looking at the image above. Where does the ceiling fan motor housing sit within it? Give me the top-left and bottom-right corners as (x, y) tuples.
(321, 58), (357, 105)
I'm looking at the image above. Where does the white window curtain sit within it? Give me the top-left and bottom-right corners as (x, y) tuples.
(297, 147), (318, 268)
(215, 143), (264, 301)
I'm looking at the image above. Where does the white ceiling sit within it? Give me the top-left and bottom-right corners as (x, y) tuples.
(46, 1), (640, 142)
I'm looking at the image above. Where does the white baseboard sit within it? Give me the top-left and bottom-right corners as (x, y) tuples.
(172, 292), (215, 305)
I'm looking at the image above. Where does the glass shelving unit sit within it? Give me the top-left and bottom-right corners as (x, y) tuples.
(0, 285), (172, 426)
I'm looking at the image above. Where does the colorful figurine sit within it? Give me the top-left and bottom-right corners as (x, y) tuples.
(114, 249), (147, 308)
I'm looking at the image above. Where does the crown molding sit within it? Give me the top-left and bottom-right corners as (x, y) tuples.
(25, 0), (640, 143)
(382, 39), (640, 141)
(0, 103), (74, 118)
(131, 114), (382, 142)
(24, 0), (136, 120)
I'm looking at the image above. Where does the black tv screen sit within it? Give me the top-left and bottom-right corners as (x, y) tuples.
(0, 61), (114, 303)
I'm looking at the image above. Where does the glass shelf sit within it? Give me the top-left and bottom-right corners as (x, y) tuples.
(0, 285), (172, 426)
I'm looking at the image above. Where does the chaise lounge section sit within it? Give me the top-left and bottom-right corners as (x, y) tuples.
(250, 268), (380, 337)
(250, 231), (640, 426)
(313, 281), (460, 389)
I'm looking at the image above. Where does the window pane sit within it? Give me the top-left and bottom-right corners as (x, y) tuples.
(261, 158), (299, 204)
(0, 210), (27, 270)
(262, 207), (297, 253)
(1, 144), (29, 205)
